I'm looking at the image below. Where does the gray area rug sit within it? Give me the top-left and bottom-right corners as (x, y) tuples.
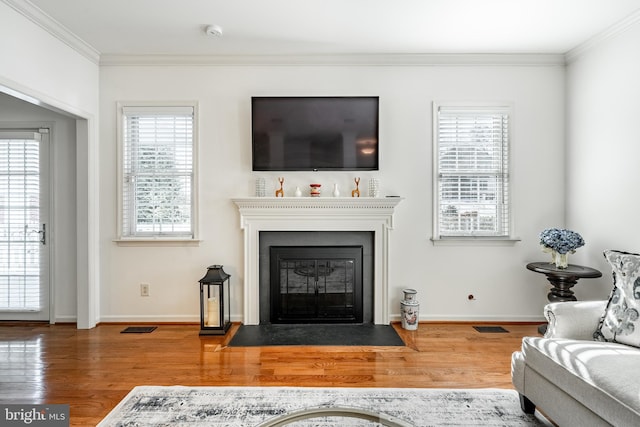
(98, 386), (551, 426)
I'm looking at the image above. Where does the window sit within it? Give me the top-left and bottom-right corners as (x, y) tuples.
(433, 103), (511, 240)
(118, 104), (197, 240)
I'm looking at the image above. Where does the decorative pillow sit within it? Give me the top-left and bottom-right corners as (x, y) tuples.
(594, 249), (640, 347)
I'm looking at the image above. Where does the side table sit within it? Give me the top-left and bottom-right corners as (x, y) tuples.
(526, 262), (602, 334)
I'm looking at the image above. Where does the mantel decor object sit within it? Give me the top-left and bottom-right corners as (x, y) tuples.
(539, 228), (585, 269)
(400, 289), (419, 330)
(368, 178), (379, 197)
(255, 177), (266, 197)
(310, 183), (321, 197)
(275, 177), (284, 197)
(352, 177), (360, 197)
(198, 265), (232, 335)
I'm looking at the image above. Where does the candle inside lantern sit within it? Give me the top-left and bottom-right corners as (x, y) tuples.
(207, 297), (220, 327)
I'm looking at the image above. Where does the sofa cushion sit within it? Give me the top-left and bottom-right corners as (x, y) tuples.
(594, 249), (640, 348)
(522, 337), (640, 422)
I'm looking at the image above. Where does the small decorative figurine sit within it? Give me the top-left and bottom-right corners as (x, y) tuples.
(351, 177), (360, 197)
(275, 177), (284, 197)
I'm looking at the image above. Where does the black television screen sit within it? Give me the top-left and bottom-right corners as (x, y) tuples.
(251, 96), (379, 171)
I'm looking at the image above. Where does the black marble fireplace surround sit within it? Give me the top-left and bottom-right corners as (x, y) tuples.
(259, 231), (374, 325)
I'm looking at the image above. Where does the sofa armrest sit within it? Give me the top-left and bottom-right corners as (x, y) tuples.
(544, 300), (607, 340)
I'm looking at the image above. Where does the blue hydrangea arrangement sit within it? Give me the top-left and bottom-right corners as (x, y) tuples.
(539, 228), (585, 269)
(539, 228), (585, 254)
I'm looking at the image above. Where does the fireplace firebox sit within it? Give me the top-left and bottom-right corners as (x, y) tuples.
(270, 246), (363, 323)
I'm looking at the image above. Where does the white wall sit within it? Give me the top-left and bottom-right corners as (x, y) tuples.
(566, 21), (640, 299)
(0, 2), (98, 115)
(0, 93), (78, 321)
(0, 1), (100, 327)
(100, 62), (565, 322)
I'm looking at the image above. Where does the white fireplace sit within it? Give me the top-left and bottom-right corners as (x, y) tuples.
(232, 197), (403, 325)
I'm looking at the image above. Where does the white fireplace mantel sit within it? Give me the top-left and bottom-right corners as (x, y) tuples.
(232, 197), (403, 325)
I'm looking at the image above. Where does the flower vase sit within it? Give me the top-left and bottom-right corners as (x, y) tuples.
(552, 251), (569, 269)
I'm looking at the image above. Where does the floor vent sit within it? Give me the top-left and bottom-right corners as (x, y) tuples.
(121, 326), (157, 334)
(473, 326), (508, 333)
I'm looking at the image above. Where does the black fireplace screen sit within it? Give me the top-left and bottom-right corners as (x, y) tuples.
(270, 246), (363, 323)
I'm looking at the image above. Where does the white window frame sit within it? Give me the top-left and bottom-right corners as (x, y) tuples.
(116, 102), (199, 243)
(432, 102), (517, 245)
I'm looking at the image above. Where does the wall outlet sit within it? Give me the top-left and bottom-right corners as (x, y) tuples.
(140, 283), (150, 297)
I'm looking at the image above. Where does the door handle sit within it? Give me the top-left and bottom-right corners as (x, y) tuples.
(30, 224), (46, 245)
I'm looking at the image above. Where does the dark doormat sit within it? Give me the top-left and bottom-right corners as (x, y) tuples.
(228, 323), (405, 346)
(473, 326), (508, 333)
(121, 326), (157, 333)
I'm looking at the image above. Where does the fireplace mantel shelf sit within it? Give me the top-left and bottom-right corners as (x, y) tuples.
(232, 196), (403, 325)
(232, 197), (404, 210)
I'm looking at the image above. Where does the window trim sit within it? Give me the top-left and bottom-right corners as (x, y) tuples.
(115, 101), (199, 243)
(431, 101), (517, 245)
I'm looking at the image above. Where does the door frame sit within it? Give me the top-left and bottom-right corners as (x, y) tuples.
(1, 79), (98, 330)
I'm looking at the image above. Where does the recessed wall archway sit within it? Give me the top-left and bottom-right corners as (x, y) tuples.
(0, 83), (98, 329)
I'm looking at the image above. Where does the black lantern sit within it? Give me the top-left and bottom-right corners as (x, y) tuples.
(198, 265), (231, 335)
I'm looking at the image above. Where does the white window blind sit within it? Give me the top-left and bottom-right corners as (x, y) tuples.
(435, 105), (510, 238)
(121, 106), (194, 238)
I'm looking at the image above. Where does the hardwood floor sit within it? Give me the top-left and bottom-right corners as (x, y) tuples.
(0, 321), (541, 426)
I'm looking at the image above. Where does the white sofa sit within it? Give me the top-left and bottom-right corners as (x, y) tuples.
(512, 300), (640, 426)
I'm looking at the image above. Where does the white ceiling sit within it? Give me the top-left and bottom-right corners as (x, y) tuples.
(23, 0), (640, 57)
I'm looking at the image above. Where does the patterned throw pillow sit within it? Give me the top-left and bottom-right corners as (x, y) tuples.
(594, 249), (640, 347)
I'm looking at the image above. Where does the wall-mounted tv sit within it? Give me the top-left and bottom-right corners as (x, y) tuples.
(251, 96), (379, 171)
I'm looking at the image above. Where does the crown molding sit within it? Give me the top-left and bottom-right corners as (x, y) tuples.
(566, 8), (640, 63)
(3, 0), (100, 64)
(99, 52), (565, 67)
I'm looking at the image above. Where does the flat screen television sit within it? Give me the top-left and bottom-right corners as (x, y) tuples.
(251, 96), (379, 171)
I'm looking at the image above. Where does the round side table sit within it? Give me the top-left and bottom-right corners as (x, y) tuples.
(526, 262), (602, 334)
(526, 262), (602, 302)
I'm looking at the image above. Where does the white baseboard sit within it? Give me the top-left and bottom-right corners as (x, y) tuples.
(53, 315), (77, 324)
(97, 314), (247, 324)
(61, 313), (543, 325)
(98, 314), (544, 324)
(390, 314), (546, 323)
(99, 314), (200, 323)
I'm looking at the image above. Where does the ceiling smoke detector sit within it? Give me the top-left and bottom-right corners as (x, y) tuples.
(205, 25), (223, 37)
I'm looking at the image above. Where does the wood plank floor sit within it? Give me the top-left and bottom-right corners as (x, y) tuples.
(0, 321), (541, 426)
